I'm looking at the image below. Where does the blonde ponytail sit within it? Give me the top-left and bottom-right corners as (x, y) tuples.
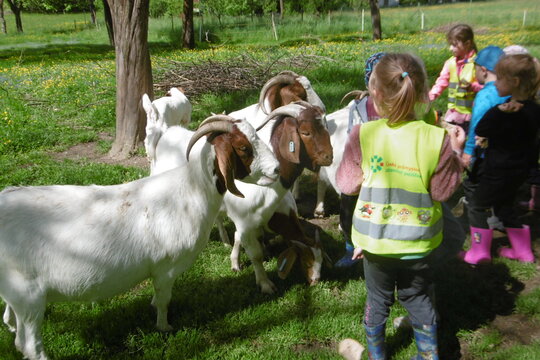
(368, 53), (429, 126)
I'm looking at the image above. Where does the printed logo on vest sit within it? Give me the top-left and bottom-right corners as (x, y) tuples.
(417, 210), (432, 225)
(396, 208), (412, 223)
(381, 205), (393, 220)
(370, 155), (384, 173)
(359, 204), (375, 219)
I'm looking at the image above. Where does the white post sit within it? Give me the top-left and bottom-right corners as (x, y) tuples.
(362, 9), (365, 32)
(523, 10), (527, 27)
(421, 12), (425, 30)
(271, 13), (278, 41)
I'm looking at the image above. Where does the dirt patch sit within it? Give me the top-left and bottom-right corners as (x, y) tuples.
(51, 134), (149, 170)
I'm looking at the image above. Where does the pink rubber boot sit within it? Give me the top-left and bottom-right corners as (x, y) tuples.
(461, 227), (493, 265)
(498, 225), (535, 263)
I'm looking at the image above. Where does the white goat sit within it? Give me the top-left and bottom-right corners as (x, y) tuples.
(0, 116), (278, 360)
(151, 103), (333, 294)
(142, 87), (192, 170)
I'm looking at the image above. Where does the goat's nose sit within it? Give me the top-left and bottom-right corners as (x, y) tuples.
(320, 152), (333, 166)
(273, 166), (280, 175)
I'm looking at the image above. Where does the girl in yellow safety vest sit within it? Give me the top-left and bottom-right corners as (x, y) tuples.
(336, 53), (465, 360)
(429, 24), (483, 133)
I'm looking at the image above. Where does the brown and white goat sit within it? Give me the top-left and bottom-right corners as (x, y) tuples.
(222, 102), (333, 293)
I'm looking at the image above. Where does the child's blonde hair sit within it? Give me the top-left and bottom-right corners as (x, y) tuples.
(495, 54), (540, 99)
(447, 24), (477, 53)
(368, 53), (429, 126)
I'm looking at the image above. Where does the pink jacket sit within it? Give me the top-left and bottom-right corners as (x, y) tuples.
(429, 50), (483, 101)
(335, 124), (464, 201)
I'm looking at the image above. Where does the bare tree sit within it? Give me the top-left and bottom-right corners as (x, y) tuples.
(106, 0), (153, 158)
(88, 0), (97, 26)
(0, 0), (7, 34)
(5, 0), (22, 33)
(182, 0), (194, 49)
(368, 0), (382, 40)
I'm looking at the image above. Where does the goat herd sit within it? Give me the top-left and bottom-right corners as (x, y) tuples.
(0, 71), (367, 360)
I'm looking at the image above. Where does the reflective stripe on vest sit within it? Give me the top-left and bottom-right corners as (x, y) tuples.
(447, 55), (476, 114)
(351, 119), (445, 254)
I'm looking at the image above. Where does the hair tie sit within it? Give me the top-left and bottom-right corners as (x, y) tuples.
(401, 72), (409, 78)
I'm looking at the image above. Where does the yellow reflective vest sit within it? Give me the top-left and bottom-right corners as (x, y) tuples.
(447, 55), (477, 114)
(351, 119), (446, 255)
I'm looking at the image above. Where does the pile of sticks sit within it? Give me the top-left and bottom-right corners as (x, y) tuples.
(153, 52), (333, 98)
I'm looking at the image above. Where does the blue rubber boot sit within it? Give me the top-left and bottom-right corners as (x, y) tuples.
(335, 241), (360, 268)
(411, 323), (438, 360)
(364, 322), (386, 360)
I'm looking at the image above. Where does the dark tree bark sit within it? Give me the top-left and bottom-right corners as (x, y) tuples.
(106, 0), (153, 159)
(88, 0), (97, 25)
(0, 0), (7, 34)
(279, 0), (284, 19)
(368, 0), (382, 41)
(5, 0), (22, 33)
(182, 0), (194, 49)
(103, 0), (114, 46)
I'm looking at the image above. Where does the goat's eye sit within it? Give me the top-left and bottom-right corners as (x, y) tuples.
(300, 131), (311, 137)
(238, 146), (248, 152)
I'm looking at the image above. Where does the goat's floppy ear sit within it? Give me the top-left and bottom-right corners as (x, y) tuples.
(278, 117), (301, 164)
(214, 138), (245, 198)
(277, 246), (298, 279)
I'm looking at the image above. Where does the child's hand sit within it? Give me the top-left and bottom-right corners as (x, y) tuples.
(448, 124), (466, 153)
(459, 79), (471, 89)
(498, 100), (523, 113)
(475, 136), (488, 148)
(352, 247), (364, 260)
(462, 153), (472, 168)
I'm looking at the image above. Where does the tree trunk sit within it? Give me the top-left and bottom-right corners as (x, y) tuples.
(106, 0), (153, 159)
(88, 0), (97, 26)
(102, 0), (114, 47)
(279, 0), (284, 19)
(5, 0), (22, 33)
(368, 0), (382, 41)
(182, 0), (194, 49)
(0, 0), (7, 34)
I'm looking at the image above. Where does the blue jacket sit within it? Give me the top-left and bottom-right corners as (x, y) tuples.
(464, 81), (510, 156)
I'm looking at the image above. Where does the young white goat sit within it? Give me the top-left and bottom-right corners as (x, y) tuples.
(0, 116), (278, 360)
(151, 103), (333, 294)
(142, 87), (192, 170)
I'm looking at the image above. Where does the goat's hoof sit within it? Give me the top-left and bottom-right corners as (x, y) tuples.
(231, 265), (241, 272)
(259, 281), (277, 294)
(313, 211), (325, 218)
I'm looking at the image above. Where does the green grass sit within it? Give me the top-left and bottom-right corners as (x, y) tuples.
(1, 0), (540, 358)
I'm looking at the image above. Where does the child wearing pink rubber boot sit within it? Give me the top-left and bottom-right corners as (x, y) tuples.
(462, 54), (540, 265)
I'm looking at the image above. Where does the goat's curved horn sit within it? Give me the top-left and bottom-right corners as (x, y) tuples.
(340, 90), (369, 105)
(198, 114), (237, 128)
(258, 72), (298, 115)
(256, 103), (307, 131)
(186, 116), (235, 161)
(277, 70), (300, 77)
